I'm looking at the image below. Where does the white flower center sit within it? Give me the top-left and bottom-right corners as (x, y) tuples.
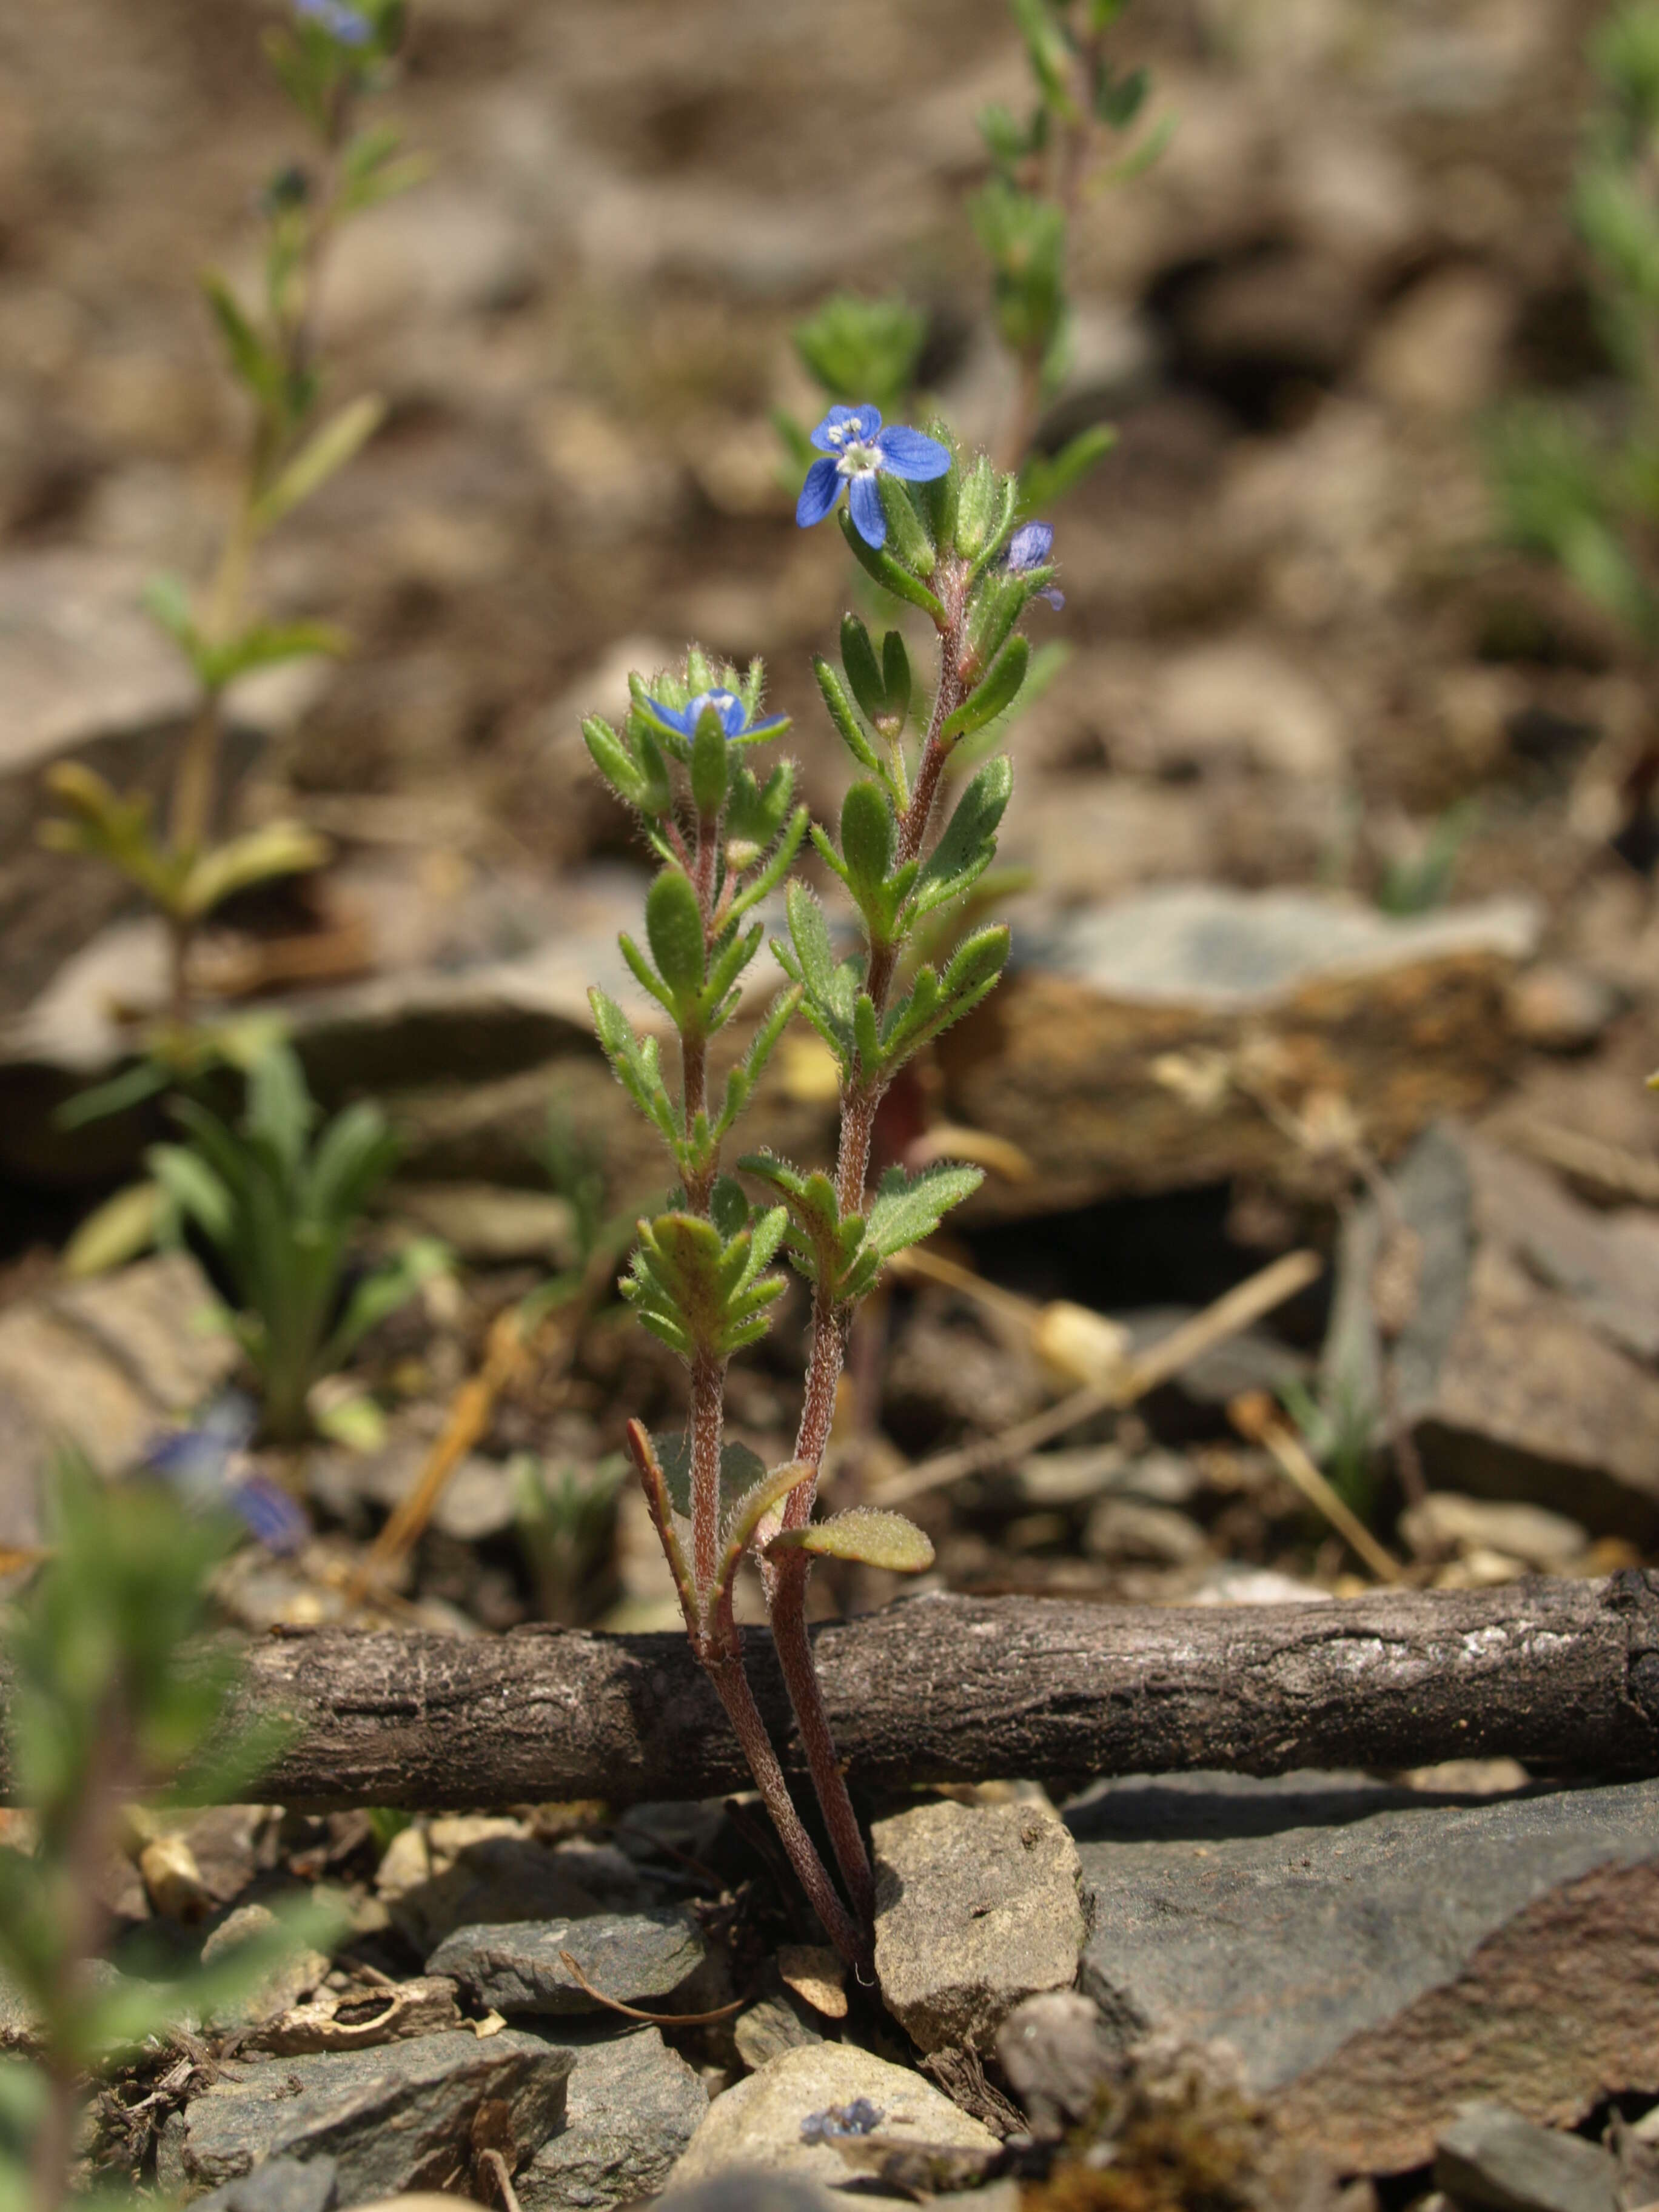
(836, 441), (880, 477)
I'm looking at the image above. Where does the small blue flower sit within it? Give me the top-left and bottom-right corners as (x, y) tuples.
(796, 404), (951, 552)
(1002, 520), (1065, 609)
(643, 688), (787, 743)
(800, 2099), (884, 2147)
(144, 1392), (310, 1557)
(295, 0), (374, 46)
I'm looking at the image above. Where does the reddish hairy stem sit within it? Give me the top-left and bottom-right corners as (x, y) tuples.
(768, 1548), (876, 1925)
(688, 1352), (724, 1600)
(762, 565), (977, 1945)
(796, 570), (970, 1469)
(702, 1601), (870, 1976)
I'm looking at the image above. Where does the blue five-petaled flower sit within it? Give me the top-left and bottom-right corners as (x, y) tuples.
(796, 405), (951, 552)
(1002, 519), (1065, 609)
(295, 0), (374, 45)
(644, 688), (788, 743)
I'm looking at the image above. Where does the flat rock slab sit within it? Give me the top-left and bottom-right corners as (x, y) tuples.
(1435, 2103), (1621, 2212)
(427, 1909), (706, 2017)
(937, 885), (1538, 1216)
(155, 2029), (571, 2204)
(517, 2025), (707, 2211)
(194, 2158), (339, 2212)
(0, 855), (832, 1196)
(872, 1798), (1087, 2054)
(1329, 1124), (1659, 1538)
(1074, 1772), (1659, 2170)
(666, 2042), (998, 2195)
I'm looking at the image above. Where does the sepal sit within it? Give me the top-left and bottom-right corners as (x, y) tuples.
(837, 509), (946, 624)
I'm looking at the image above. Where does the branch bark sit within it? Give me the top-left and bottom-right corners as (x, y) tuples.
(5, 1577), (1655, 1811)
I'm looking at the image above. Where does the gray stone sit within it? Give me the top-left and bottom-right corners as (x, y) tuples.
(732, 1983), (825, 2073)
(665, 2043), (998, 2194)
(194, 2157), (339, 2212)
(871, 1798), (1087, 2056)
(937, 888), (1538, 1219)
(663, 2178), (838, 2212)
(1435, 2104), (1620, 2212)
(156, 2029), (571, 2204)
(0, 854), (826, 1199)
(0, 1253), (240, 1553)
(996, 1991), (1119, 2136)
(517, 2025), (707, 2211)
(378, 1183), (578, 1267)
(1398, 1493), (1588, 1574)
(1073, 1773), (1659, 2096)
(1029, 886), (1538, 1013)
(428, 1909), (706, 2018)
(1327, 1125), (1659, 1538)
(375, 1820), (601, 1953)
(1082, 1496), (1210, 1567)
(309, 1428), (521, 1547)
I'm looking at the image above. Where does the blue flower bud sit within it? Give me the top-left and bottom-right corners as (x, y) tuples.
(295, 0), (374, 46)
(1001, 518), (1065, 608)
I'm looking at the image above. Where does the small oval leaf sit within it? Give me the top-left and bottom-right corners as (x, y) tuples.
(768, 1506), (934, 1574)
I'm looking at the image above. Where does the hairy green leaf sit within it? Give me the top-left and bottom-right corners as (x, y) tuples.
(865, 1161), (985, 1261)
(768, 1506), (934, 1573)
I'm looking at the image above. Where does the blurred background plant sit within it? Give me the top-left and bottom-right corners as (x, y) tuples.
(1490, 2), (1659, 651)
(36, 0), (422, 1040)
(511, 1449), (628, 1624)
(0, 1451), (333, 2212)
(144, 1041), (446, 1447)
(777, 0), (1165, 505)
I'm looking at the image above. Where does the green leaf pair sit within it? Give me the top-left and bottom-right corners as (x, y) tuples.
(622, 1204), (788, 1362)
(739, 1153), (880, 1305)
(38, 763), (330, 924)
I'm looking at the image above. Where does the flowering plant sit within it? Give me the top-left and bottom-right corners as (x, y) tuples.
(39, 0), (421, 1032)
(583, 412), (1063, 1970)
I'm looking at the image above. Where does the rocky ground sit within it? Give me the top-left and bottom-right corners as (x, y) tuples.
(3, 0), (1659, 2204)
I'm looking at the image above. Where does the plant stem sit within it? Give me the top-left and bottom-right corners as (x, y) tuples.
(793, 565), (971, 1474)
(689, 1349), (724, 1598)
(703, 1596), (871, 1975)
(756, 563), (976, 1949)
(30, 1714), (127, 2212)
(767, 1546), (876, 1926)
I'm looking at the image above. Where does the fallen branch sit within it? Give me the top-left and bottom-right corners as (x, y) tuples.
(2, 1578), (1649, 1811)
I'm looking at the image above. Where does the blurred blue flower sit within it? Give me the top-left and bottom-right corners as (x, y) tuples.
(144, 1393), (310, 1556)
(295, 0), (374, 46)
(1002, 520), (1064, 609)
(800, 2098), (884, 2146)
(643, 688), (786, 742)
(796, 405), (950, 551)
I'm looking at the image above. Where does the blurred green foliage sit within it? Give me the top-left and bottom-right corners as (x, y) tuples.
(147, 1041), (447, 1446)
(1, 1453), (336, 2212)
(1492, 3), (1659, 648)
